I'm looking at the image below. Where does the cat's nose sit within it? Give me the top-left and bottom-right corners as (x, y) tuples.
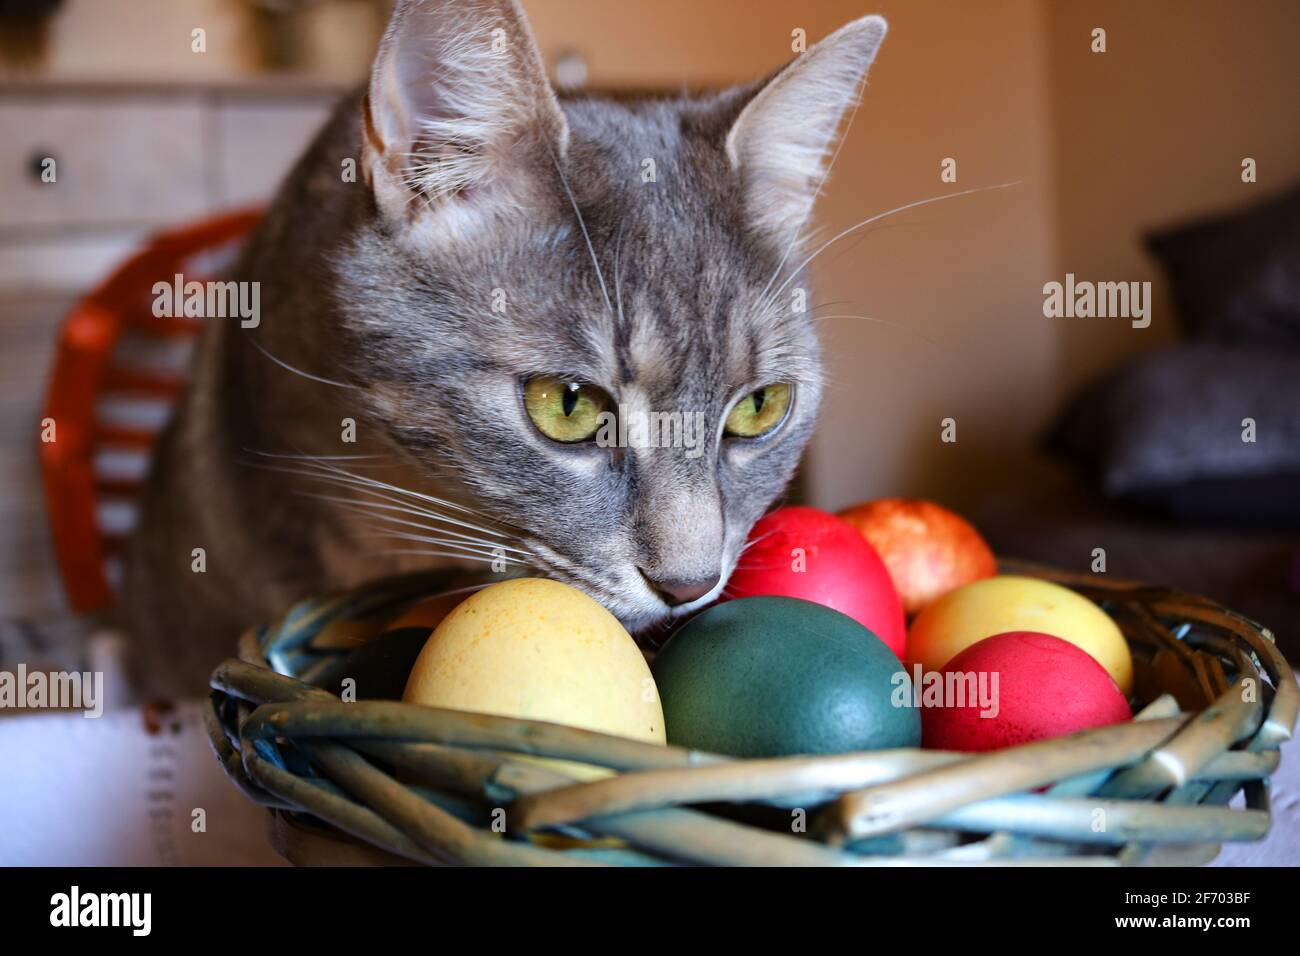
(641, 571), (721, 607)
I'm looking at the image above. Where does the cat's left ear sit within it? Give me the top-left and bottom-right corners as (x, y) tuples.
(362, 0), (569, 239)
(726, 15), (887, 245)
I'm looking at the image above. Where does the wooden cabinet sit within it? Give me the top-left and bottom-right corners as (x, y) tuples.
(0, 83), (340, 294)
(213, 98), (340, 208)
(0, 95), (208, 230)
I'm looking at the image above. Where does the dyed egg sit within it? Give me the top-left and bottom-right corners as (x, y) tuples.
(908, 575), (1133, 693)
(387, 591), (466, 633)
(652, 596), (919, 757)
(838, 497), (996, 617)
(724, 506), (906, 658)
(921, 631), (1131, 751)
(402, 578), (665, 746)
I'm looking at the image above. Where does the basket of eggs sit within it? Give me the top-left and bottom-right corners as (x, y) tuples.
(206, 500), (1297, 866)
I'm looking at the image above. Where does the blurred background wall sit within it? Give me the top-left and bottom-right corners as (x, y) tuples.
(1043, 0), (1300, 394)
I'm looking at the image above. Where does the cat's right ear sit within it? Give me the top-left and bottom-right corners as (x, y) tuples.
(361, 0), (568, 242)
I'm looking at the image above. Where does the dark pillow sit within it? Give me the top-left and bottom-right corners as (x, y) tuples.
(1146, 183), (1300, 348)
(1045, 344), (1300, 525)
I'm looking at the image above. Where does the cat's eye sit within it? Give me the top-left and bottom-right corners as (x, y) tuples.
(724, 383), (793, 439)
(523, 376), (612, 443)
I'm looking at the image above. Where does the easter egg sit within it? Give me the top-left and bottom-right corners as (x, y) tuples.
(838, 497), (996, 617)
(908, 575), (1133, 693)
(921, 631), (1131, 751)
(652, 596), (919, 757)
(724, 507), (906, 658)
(387, 591), (466, 633)
(403, 578), (665, 746)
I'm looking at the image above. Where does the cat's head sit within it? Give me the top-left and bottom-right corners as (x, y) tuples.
(336, 0), (885, 630)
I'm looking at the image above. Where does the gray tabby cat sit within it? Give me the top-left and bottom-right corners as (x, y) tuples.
(124, 0), (887, 697)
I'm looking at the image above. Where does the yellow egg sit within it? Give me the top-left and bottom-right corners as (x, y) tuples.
(907, 575), (1133, 693)
(403, 578), (666, 762)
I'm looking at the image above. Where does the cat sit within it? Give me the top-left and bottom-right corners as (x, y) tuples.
(123, 0), (887, 698)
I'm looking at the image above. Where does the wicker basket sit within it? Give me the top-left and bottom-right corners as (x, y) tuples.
(206, 563), (1297, 866)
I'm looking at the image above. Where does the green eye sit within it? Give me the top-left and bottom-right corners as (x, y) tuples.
(523, 376), (612, 443)
(724, 383), (793, 438)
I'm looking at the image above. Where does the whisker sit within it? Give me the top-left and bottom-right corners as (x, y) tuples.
(812, 313), (944, 348)
(417, 582), (495, 601)
(546, 139), (613, 313)
(302, 457), (508, 526)
(244, 448), (401, 472)
(252, 455), (507, 529)
(254, 466), (525, 555)
(249, 340), (357, 390)
(739, 529), (778, 554)
(613, 220), (628, 327)
(302, 492), (535, 556)
(270, 469), (519, 543)
(369, 548), (530, 567)
(769, 182), (1022, 304)
(816, 217), (933, 272)
(354, 530), (533, 565)
(806, 298), (857, 315)
(247, 450), (387, 463)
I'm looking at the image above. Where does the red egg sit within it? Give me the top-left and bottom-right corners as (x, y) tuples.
(725, 506), (906, 658)
(920, 631), (1131, 751)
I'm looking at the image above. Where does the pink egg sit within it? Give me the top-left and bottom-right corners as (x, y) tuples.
(920, 631), (1131, 751)
(724, 506), (906, 658)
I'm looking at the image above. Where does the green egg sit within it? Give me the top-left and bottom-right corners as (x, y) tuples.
(651, 596), (919, 757)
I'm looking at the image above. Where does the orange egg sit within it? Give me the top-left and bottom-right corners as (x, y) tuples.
(386, 591), (467, 633)
(838, 498), (996, 617)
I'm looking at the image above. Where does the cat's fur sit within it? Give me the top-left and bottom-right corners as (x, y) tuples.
(123, 0), (886, 697)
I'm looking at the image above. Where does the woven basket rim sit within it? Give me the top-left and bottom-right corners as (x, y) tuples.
(207, 563), (1298, 867)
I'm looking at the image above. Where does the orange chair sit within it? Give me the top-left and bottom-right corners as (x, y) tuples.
(39, 210), (262, 613)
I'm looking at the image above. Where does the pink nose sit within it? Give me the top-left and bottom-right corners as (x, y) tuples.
(642, 572), (720, 607)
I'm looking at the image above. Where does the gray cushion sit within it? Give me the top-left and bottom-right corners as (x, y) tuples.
(1146, 183), (1300, 348)
(1046, 344), (1300, 524)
